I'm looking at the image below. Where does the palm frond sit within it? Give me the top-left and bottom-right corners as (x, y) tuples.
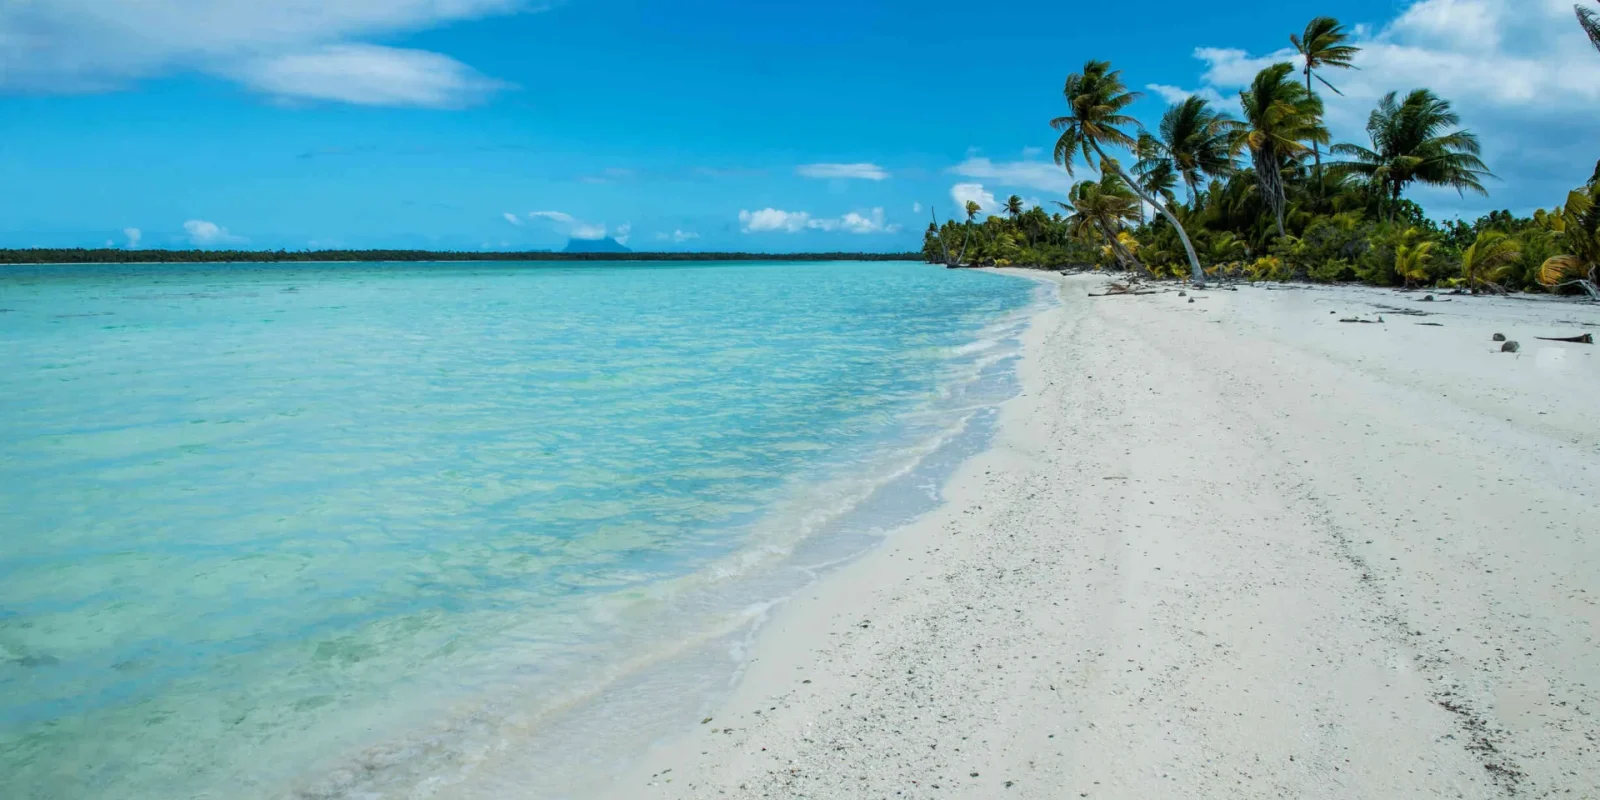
(1579, 5), (1600, 52)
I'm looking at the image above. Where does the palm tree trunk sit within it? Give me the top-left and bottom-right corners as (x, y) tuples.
(1307, 68), (1323, 201)
(1254, 147), (1288, 238)
(1090, 141), (1206, 287)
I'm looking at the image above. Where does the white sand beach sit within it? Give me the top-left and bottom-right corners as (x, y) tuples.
(603, 271), (1600, 799)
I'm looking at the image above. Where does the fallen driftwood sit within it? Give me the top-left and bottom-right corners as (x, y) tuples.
(1373, 304), (1430, 316)
(1535, 333), (1595, 344)
(1417, 322), (1444, 326)
(1088, 281), (1160, 297)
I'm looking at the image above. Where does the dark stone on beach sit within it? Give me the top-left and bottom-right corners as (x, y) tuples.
(1178, 291), (1187, 297)
(1492, 333), (1506, 341)
(1188, 298), (1195, 303)
(1501, 341), (1520, 353)
(1422, 294), (1434, 301)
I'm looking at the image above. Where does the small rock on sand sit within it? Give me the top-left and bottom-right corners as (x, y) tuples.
(1501, 341), (1520, 353)
(1493, 333), (1506, 342)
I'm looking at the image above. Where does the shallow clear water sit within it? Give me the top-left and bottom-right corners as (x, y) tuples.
(0, 260), (1037, 799)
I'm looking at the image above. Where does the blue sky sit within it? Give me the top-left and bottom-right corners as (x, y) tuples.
(2, 0), (1597, 252)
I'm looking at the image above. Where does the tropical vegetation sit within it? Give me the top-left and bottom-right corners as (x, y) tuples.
(924, 11), (1600, 298)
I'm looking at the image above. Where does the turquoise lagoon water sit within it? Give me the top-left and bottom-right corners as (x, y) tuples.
(0, 260), (1040, 798)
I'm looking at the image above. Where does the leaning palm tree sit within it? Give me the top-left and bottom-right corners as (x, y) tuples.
(1004, 194), (1024, 219)
(1052, 60), (1207, 286)
(1136, 96), (1237, 206)
(1290, 17), (1360, 187)
(1579, 4), (1600, 52)
(1330, 89), (1492, 221)
(1459, 230), (1521, 293)
(1233, 63), (1328, 238)
(1056, 173), (1145, 274)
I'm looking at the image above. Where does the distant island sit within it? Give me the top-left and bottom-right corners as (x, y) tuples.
(0, 249), (922, 265)
(563, 237), (633, 254)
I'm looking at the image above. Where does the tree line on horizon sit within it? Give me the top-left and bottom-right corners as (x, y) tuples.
(926, 8), (1600, 297)
(0, 249), (923, 266)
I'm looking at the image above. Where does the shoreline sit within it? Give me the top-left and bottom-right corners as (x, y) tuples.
(277, 266), (1049, 800)
(599, 271), (1600, 798)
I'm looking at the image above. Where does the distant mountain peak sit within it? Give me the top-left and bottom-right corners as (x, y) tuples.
(562, 237), (632, 254)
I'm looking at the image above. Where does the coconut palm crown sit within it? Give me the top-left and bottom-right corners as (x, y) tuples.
(1330, 89), (1491, 219)
(1136, 95), (1237, 205)
(1233, 62), (1329, 237)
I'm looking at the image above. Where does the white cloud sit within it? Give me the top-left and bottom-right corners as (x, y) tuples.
(1146, 83), (1226, 106)
(502, 212), (524, 226)
(183, 219), (244, 246)
(738, 208), (899, 234)
(655, 230), (700, 243)
(0, 0), (531, 106)
(950, 183), (998, 216)
(1179, 0), (1600, 214)
(231, 45), (506, 108)
(796, 163), (890, 180)
(948, 158), (1073, 194)
(528, 211), (576, 224)
(739, 208), (811, 233)
(912, 202), (923, 214)
(525, 210), (624, 242)
(123, 227), (142, 248)
(808, 208), (898, 234)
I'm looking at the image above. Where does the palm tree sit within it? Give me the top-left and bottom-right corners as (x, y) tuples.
(1132, 141), (1179, 224)
(1052, 60), (1207, 286)
(1459, 230), (1522, 293)
(1330, 89), (1491, 221)
(1005, 195), (1024, 219)
(1019, 205), (1049, 248)
(1056, 173), (1145, 273)
(1537, 182), (1600, 297)
(964, 200), (981, 223)
(1233, 63), (1328, 237)
(1136, 96), (1237, 206)
(1579, 4), (1600, 52)
(1290, 17), (1360, 188)
(1393, 227), (1435, 288)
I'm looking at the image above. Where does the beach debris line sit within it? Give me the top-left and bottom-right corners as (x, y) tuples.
(1339, 316), (1385, 324)
(1087, 281), (1159, 297)
(1535, 333), (1594, 344)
